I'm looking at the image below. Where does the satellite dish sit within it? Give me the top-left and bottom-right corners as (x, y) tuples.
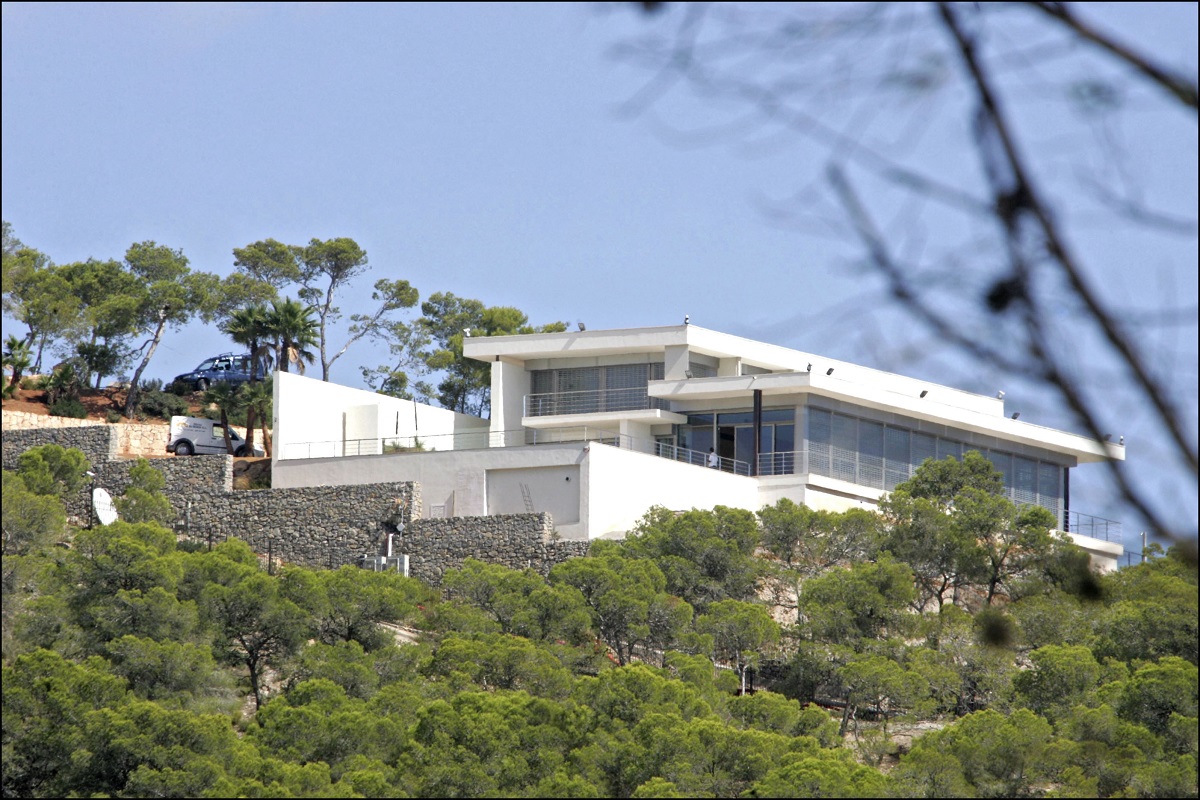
(93, 487), (118, 526)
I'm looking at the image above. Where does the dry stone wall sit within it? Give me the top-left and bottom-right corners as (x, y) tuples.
(4, 421), (589, 579)
(3, 423), (118, 478)
(399, 514), (591, 584)
(2, 410), (252, 459)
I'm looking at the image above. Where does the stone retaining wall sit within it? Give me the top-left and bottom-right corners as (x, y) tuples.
(2, 410), (252, 459)
(4, 419), (589, 578)
(2, 423), (119, 477)
(400, 514), (592, 584)
(188, 482), (422, 569)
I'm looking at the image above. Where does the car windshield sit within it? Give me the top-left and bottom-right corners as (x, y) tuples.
(194, 358), (218, 371)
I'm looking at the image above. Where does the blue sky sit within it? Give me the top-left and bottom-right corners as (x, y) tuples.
(3, 2), (1196, 550)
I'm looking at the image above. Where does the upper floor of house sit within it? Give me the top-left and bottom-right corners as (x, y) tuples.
(464, 323), (1123, 465)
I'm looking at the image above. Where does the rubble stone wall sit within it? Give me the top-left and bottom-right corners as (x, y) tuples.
(4, 422), (588, 578)
(400, 514), (591, 584)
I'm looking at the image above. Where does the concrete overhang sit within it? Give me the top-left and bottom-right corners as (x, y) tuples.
(523, 408), (688, 430)
(649, 372), (811, 401)
(466, 326), (691, 362)
(650, 374), (1123, 464)
(1064, 532), (1124, 573)
(465, 324), (814, 373)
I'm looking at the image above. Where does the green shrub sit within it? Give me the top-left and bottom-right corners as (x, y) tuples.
(165, 378), (193, 396)
(48, 398), (88, 419)
(137, 389), (189, 421)
(106, 410), (123, 423)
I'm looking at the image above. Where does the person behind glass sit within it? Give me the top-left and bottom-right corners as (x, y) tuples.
(707, 448), (718, 468)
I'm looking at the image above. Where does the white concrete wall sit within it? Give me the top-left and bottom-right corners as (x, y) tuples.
(492, 358), (527, 440)
(1067, 532), (1123, 574)
(274, 372), (489, 460)
(583, 442), (761, 539)
(663, 344), (689, 381)
(487, 464), (581, 523)
(272, 441), (592, 539)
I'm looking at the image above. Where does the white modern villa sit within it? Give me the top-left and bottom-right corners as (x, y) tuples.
(271, 324), (1126, 569)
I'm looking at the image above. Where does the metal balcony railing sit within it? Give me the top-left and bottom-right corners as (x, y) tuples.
(279, 426), (631, 460)
(758, 450), (810, 476)
(525, 387), (670, 417)
(1064, 510), (1122, 543)
(655, 442), (752, 476)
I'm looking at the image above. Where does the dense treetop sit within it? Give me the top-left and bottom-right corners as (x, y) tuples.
(2, 446), (1196, 797)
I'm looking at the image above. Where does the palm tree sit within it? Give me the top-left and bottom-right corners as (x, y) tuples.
(2, 335), (32, 398)
(222, 304), (273, 453)
(203, 381), (246, 455)
(241, 380), (274, 458)
(266, 298), (317, 375)
(222, 304), (273, 381)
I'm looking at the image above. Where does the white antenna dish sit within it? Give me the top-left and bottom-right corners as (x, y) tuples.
(93, 487), (118, 526)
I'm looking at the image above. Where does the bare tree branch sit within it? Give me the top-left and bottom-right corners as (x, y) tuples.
(1024, 1), (1199, 111)
(938, 2), (1197, 482)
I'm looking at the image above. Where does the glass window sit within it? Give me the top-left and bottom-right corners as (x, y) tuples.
(1038, 462), (1061, 517)
(859, 420), (884, 489)
(735, 427), (756, 466)
(985, 451), (1012, 491)
(911, 433), (936, 473)
(775, 424), (794, 453)
(937, 438), (963, 462)
(1014, 457), (1037, 506)
(884, 427), (910, 490)
(831, 413), (858, 483)
(807, 408), (832, 477)
(605, 364), (648, 411)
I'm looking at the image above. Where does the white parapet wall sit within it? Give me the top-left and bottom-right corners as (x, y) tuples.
(582, 441), (761, 539)
(1066, 532), (1124, 574)
(273, 372), (490, 461)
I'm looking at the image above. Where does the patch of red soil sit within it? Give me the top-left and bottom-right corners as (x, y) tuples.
(2, 386), (202, 423)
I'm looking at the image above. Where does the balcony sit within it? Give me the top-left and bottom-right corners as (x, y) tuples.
(1064, 510), (1122, 543)
(525, 388), (670, 417)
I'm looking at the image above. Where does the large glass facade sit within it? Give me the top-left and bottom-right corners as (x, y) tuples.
(678, 409), (795, 470)
(806, 407), (1064, 518)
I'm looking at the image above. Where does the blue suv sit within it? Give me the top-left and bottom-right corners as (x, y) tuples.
(173, 353), (254, 392)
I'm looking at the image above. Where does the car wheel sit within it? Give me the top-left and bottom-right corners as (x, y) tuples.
(196, 378), (209, 392)
(175, 440), (194, 456)
(235, 446), (248, 457)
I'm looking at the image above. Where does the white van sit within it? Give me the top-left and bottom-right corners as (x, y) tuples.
(167, 416), (264, 457)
